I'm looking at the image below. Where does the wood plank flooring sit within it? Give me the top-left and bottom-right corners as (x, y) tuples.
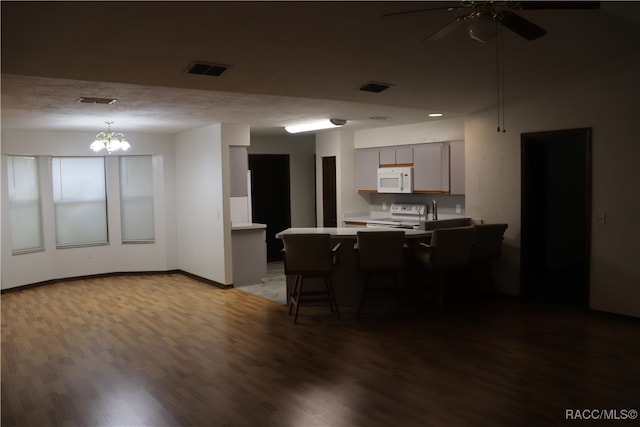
(2, 273), (639, 426)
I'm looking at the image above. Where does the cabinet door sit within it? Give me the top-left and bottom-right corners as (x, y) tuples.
(379, 148), (396, 167)
(356, 149), (379, 192)
(413, 143), (443, 192)
(395, 147), (414, 166)
(229, 146), (248, 197)
(449, 140), (465, 195)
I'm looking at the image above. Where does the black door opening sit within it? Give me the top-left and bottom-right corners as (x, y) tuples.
(322, 156), (337, 227)
(521, 128), (591, 305)
(248, 154), (291, 262)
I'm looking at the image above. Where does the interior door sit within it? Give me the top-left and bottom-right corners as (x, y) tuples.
(322, 156), (337, 227)
(521, 128), (591, 305)
(248, 154), (291, 262)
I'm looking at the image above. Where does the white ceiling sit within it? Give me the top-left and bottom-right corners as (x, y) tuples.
(2, 1), (640, 136)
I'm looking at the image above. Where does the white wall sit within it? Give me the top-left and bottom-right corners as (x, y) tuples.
(315, 130), (370, 225)
(465, 50), (640, 317)
(249, 134), (316, 227)
(354, 118), (465, 149)
(1, 130), (177, 289)
(174, 123), (247, 285)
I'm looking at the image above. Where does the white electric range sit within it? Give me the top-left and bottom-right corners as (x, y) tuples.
(365, 203), (426, 229)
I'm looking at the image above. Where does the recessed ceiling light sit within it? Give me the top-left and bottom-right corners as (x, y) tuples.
(428, 113), (444, 117)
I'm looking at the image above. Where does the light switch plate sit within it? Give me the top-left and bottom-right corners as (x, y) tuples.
(594, 212), (606, 225)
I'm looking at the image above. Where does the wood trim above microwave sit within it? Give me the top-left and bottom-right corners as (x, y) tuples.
(379, 163), (414, 168)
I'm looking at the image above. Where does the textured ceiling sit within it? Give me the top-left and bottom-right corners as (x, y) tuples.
(2, 1), (640, 135)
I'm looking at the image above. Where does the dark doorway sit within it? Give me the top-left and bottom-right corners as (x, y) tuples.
(248, 154), (291, 262)
(521, 128), (591, 305)
(322, 156), (337, 227)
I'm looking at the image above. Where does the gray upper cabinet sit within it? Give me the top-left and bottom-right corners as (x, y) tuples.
(379, 148), (396, 166)
(395, 147), (414, 166)
(356, 142), (464, 194)
(229, 146), (248, 197)
(379, 146), (413, 166)
(413, 143), (444, 193)
(449, 140), (465, 195)
(356, 148), (379, 192)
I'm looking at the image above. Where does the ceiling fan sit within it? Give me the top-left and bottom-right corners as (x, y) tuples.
(384, 1), (600, 43)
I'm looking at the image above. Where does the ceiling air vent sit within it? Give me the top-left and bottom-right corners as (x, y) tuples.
(186, 61), (228, 76)
(359, 82), (392, 93)
(77, 97), (117, 105)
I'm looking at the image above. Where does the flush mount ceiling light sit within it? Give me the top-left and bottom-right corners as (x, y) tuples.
(428, 113), (444, 117)
(285, 119), (347, 134)
(90, 121), (131, 153)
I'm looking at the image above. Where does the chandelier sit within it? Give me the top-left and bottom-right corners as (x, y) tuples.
(90, 121), (131, 153)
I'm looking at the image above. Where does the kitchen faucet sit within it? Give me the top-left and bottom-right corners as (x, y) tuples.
(432, 199), (438, 221)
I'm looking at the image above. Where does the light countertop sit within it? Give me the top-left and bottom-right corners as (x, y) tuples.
(231, 223), (267, 231)
(276, 227), (430, 238)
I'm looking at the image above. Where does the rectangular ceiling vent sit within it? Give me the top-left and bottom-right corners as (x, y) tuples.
(77, 97), (117, 105)
(359, 82), (392, 93)
(186, 61), (228, 77)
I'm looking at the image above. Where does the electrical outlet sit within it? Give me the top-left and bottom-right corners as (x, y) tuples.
(594, 212), (606, 225)
(382, 202), (387, 210)
(456, 204), (461, 214)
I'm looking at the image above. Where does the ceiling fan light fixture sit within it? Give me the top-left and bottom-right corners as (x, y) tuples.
(285, 119), (347, 134)
(468, 16), (498, 43)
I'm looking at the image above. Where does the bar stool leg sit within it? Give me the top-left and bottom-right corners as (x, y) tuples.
(288, 274), (301, 315)
(293, 276), (304, 324)
(326, 277), (341, 320)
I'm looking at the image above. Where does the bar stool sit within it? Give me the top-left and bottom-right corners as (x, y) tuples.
(471, 223), (508, 291)
(281, 233), (341, 324)
(354, 230), (406, 317)
(416, 226), (475, 311)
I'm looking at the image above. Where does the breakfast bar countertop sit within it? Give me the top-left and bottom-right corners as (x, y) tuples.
(276, 227), (430, 238)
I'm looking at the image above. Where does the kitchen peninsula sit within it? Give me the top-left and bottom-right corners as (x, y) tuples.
(276, 227), (430, 307)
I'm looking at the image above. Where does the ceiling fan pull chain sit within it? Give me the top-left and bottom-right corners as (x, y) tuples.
(496, 24), (507, 133)
(500, 25), (506, 133)
(496, 23), (501, 133)
(496, 24), (500, 132)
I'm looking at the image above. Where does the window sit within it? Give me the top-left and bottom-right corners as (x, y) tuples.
(7, 156), (43, 254)
(120, 156), (155, 243)
(52, 157), (108, 247)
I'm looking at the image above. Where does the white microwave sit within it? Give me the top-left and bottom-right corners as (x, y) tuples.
(377, 167), (413, 193)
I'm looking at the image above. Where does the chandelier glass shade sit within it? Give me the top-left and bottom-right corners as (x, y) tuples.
(90, 121), (131, 153)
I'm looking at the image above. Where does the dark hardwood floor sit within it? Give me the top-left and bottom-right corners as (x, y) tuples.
(2, 274), (639, 426)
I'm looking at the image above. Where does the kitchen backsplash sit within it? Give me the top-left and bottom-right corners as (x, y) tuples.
(368, 193), (466, 216)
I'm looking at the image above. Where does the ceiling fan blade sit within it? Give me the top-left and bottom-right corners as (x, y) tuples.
(423, 14), (469, 42)
(382, 5), (464, 18)
(515, 1), (600, 10)
(496, 10), (546, 40)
